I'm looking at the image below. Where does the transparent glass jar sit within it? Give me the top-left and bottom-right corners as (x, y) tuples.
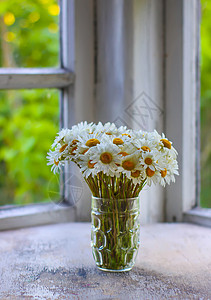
(91, 196), (140, 272)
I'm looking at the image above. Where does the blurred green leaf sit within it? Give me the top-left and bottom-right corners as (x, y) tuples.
(201, 0), (211, 208)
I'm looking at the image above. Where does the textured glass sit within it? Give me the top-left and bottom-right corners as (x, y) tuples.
(91, 196), (140, 272)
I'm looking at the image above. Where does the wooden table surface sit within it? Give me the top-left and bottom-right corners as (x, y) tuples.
(0, 222), (211, 299)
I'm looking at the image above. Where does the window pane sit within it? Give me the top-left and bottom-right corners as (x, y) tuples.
(0, 89), (60, 205)
(0, 0), (59, 68)
(201, 0), (211, 208)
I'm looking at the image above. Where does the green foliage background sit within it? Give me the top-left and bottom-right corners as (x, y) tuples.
(201, 0), (211, 207)
(0, 0), (59, 205)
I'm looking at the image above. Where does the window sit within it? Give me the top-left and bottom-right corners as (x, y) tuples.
(0, 0), (74, 229)
(200, 0), (211, 209)
(0, 89), (59, 206)
(1, 0), (210, 230)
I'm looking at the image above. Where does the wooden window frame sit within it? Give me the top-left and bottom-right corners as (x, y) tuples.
(165, 0), (211, 227)
(0, 0), (76, 230)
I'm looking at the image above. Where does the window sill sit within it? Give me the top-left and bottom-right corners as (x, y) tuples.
(0, 202), (75, 231)
(183, 207), (211, 227)
(0, 222), (210, 298)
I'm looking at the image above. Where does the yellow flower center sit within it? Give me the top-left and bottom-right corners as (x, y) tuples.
(144, 157), (153, 165)
(59, 144), (68, 153)
(86, 138), (100, 147)
(70, 146), (77, 155)
(88, 160), (96, 169)
(161, 139), (171, 149)
(122, 160), (135, 171)
(54, 159), (59, 166)
(141, 146), (151, 152)
(106, 132), (112, 135)
(71, 139), (78, 145)
(146, 167), (155, 177)
(82, 149), (88, 154)
(122, 133), (131, 138)
(113, 138), (124, 145)
(160, 168), (167, 178)
(131, 170), (141, 178)
(118, 151), (129, 156)
(100, 152), (113, 164)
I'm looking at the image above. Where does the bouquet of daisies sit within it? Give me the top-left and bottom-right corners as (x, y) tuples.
(47, 122), (179, 271)
(47, 122), (178, 199)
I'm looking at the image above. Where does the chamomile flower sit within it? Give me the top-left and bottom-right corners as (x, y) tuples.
(129, 169), (146, 185)
(158, 165), (178, 187)
(145, 130), (162, 145)
(145, 168), (161, 186)
(139, 151), (161, 172)
(117, 143), (137, 157)
(116, 125), (128, 135)
(119, 153), (142, 178)
(47, 121), (179, 191)
(47, 149), (64, 174)
(78, 152), (97, 178)
(111, 134), (131, 147)
(90, 142), (121, 176)
(133, 138), (156, 153)
(51, 128), (72, 148)
(95, 122), (117, 135)
(132, 130), (146, 140)
(76, 132), (102, 152)
(71, 121), (94, 136)
(158, 133), (178, 158)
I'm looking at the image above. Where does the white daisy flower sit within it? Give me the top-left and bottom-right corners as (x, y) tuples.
(133, 138), (156, 153)
(129, 169), (146, 185)
(145, 130), (162, 145)
(47, 149), (64, 174)
(71, 121), (94, 136)
(118, 153), (142, 178)
(139, 151), (161, 172)
(156, 153), (179, 185)
(90, 142), (121, 176)
(75, 131), (114, 158)
(158, 133), (178, 156)
(78, 152), (97, 178)
(51, 128), (72, 148)
(111, 134), (131, 147)
(145, 168), (161, 186)
(117, 143), (137, 157)
(95, 122), (118, 135)
(116, 125), (128, 135)
(47, 122), (179, 192)
(132, 130), (146, 140)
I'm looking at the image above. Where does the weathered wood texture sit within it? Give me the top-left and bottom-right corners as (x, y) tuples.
(165, 0), (199, 221)
(132, 0), (164, 224)
(0, 223), (210, 299)
(60, 0), (94, 221)
(0, 203), (75, 231)
(95, 0), (164, 224)
(184, 207), (211, 227)
(58, 0), (199, 224)
(0, 68), (73, 89)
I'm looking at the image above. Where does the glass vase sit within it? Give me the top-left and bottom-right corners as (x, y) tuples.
(91, 196), (140, 272)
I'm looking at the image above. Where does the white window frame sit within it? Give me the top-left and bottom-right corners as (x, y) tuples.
(165, 0), (211, 227)
(0, 0), (77, 230)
